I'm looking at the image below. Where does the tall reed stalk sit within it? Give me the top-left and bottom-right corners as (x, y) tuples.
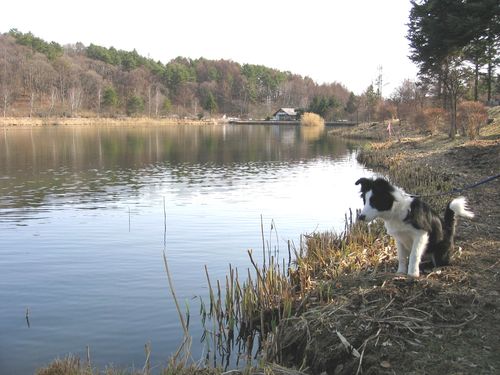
(200, 214), (392, 367)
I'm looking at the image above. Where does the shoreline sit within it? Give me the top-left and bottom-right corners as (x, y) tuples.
(33, 114), (500, 374)
(0, 116), (359, 128)
(0, 116), (226, 127)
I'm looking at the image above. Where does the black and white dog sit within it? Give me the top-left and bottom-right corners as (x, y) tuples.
(355, 177), (474, 277)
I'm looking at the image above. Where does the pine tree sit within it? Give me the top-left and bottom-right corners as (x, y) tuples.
(102, 87), (119, 109)
(407, 0), (499, 137)
(203, 91), (218, 114)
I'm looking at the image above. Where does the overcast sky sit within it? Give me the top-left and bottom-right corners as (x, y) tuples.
(0, 0), (418, 96)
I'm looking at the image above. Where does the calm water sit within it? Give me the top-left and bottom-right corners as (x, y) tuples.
(0, 124), (370, 373)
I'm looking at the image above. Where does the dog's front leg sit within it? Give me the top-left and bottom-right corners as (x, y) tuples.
(408, 232), (429, 277)
(396, 240), (409, 274)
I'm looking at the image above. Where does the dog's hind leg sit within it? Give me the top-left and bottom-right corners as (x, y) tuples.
(408, 232), (429, 277)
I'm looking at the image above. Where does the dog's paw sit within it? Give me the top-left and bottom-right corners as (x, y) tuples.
(396, 267), (408, 275)
(394, 273), (407, 281)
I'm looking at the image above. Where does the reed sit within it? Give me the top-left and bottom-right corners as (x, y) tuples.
(163, 251), (192, 367)
(35, 355), (137, 375)
(199, 212), (393, 367)
(36, 356), (222, 375)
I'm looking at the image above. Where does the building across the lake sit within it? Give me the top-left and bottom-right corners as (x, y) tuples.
(273, 108), (298, 121)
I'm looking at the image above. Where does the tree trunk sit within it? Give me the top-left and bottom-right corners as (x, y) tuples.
(155, 87), (160, 117)
(29, 91), (35, 118)
(474, 63), (479, 101)
(97, 87), (101, 117)
(449, 99), (456, 139)
(3, 88), (9, 117)
(487, 60), (492, 102)
(49, 87), (56, 116)
(148, 86), (152, 117)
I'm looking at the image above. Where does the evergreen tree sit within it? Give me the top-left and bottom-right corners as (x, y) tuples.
(308, 95), (339, 119)
(102, 87), (119, 108)
(162, 98), (172, 114)
(203, 91), (218, 114)
(407, 0), (499, 137)
(126, 95), (144, 116)
(364, 85), (378, 123)
(9, 29), (63, 60)
(345, 92), (358, 115)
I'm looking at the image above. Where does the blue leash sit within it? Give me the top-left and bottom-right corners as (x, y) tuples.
(411, 173), (500, 198)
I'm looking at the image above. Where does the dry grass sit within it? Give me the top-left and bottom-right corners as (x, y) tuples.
(35, 354), (222, 375)
(36, 355), (88, 375)
(329, 105), (500, 142)
(0, 116), (220, 127)
(35, 354), (131, 375)
(265, 269), (481, 374)
(200, 214), (395, 368)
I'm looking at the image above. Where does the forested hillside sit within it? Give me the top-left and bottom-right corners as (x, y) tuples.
(0, 29), (352, 120)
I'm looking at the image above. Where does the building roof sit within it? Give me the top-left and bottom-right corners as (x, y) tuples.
(273, 108), (297, 116)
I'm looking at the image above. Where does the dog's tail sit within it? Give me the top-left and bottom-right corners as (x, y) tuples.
(433, 197), (474, 267)
(443, 196), (474, 238)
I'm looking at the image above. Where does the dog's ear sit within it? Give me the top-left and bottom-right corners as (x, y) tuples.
(355, 178), (372, 192)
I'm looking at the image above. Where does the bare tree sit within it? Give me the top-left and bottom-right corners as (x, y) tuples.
(1, 47), (11, 117)
(81, 69), (103, 114)
(53, 56), (74, 111)
(69, 86), (83, 116)
(442, 57), (470, 137)
(49, 86), (57, 116)
(154, 85), (165, 117)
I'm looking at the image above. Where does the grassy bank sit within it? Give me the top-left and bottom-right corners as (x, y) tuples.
(36, 114), (499, 374)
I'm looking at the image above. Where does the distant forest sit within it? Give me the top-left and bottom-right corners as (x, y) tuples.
(0, 29), (356, 120)
(1, 15), (498, 126)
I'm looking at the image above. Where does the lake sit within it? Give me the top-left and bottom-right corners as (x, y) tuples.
(0, 124), (370, 374)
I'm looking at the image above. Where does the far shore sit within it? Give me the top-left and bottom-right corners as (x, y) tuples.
(0, 116), (360, 128)
(0, 116), (227, 127)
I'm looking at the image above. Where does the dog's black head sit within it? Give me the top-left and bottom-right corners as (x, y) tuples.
(355, 177), (396, 221)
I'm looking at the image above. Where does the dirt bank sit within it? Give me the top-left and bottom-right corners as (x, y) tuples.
(279, 118), (500, 374)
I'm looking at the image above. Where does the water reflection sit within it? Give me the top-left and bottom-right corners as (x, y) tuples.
(0, 125), (355, 221)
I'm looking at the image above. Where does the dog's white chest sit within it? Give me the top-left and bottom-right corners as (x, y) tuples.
(384, 220), (418, 249)
(384, 219), (411, 235)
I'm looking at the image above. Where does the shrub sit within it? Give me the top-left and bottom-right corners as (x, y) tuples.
(412, 107), (447, 135)
(458, 101), (488, 139)
(300, 112), (325, 127)
(374, 101), (397, 122)
(411, 109), (426, 131)
(425, 107), (447, 134)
